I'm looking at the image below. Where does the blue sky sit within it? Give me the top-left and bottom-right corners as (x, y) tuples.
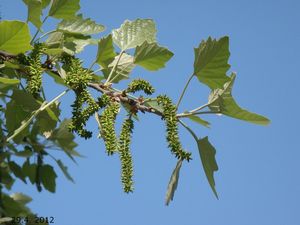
(2, 0), (300, 225)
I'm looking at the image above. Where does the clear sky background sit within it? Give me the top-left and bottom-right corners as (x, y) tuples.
(2, 0), (300, 225)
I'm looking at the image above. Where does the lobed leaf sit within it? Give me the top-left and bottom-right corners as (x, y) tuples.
(96, 34), (116, 69)
(102, 53), (135, 83)
(0, 20), (32, 54)
(57, 14), (105, 35)
(194, 36), (230, 89)
(197, 136), (219, 198)
(112, 19), (157, 51)
(49, 0), (80, 19)
(134, 41), (174, 71)
(23, 0), (43, 29)
(40, 164), (57, 193)
(208, 73), (270, 125)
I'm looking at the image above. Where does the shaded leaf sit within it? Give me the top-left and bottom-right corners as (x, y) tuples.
(40, 164), (57, 193)
(197, 136), (218, 198)
(9, 161), (27, 183)
(112, 19), (156, 51)
(208, 73), (270, 125)
(194, 36), (230, 89)
(96, 34), (116, 69)
(165, 159), (183, 206)
(49, 119), (80, 161)
(57, 14), (105, 35)
(56, 159), (74, 182)
(15, 147), (34, 158)
(134, 41), (173, 71)
(186, 115), (210, 128)
(2, 194), (31, 217)
(0, 20), (32, 54)
(22, 160), (37, 184)
(33, 101), (60, 133)
(48, 0), (80, 19)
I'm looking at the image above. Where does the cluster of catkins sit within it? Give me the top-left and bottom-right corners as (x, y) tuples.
(17, 43), (45, 97)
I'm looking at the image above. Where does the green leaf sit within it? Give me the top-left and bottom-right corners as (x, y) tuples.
(48, 0), (80, 19)
(23, 0), (43, 29)
(49, 120), (79, 161)
(9, 161), (27, 183)
(186, 115), (210, 128)
(102, 53), (135, 83)
(10, 193), (32, 205)
(63, 38), (95, 55)
(0, 20), (32, 54)
(0, 164), (15, 190)
(96, 34), (116, 69)
(197, 136), (218, 198)
(143, 99), (163, 114)
(41, 0), (51, 8)
(15, 147), (34, 158)
(45, 70), (68, 87)
(40, 164), (57, 193)
(33, 101), (60, 133)
(165, 159), (182, 206)
(56, 159), (74, 183)
(45, 31), (64, 46)
(208, 73), (270, 125)
(0, 77), (20, 89)
(134, 41), (173, 71)
(22, 160), (37, 184)
(112, 19), (157, 51)
(2, 194), (31, 217)
(57, 14), (105, 35)
(194, 36), (230, 89)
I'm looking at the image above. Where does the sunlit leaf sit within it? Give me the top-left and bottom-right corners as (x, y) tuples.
(134, 41), (173, 71)
(194, 36), (230, 89)
(197, 136), (218, 198)
(186, 115), (210, 128)
(0, 77), (20, 89)
(0, 20), (32, 54)
(112, 19), (156, 51)
(165, 159), (182, 205)
(208, 73), (270, 125)
(23, 0), (43, 29)
(57, 14), (105, 35)
(48, 0), (80, 19)
(96, 34), (116, 69)
(102, 53), (135, 83)
(10, 193), (32, 205)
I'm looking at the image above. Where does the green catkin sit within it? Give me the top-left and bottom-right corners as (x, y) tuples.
(26, 43), (44, 97)
(99, 101), (120, 155)
(126, 79), (155, 95)
(157, 95), (192, 161)
(63, 56), (99, 139)
(118, 117), (134, 193)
